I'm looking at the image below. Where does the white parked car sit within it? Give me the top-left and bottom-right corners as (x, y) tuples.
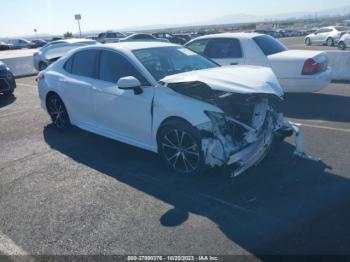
(37, 42), (310, 176)
(97, 31), (126, 43)
(33, 39), (98, 71)
(338, 31), (350, 50)
(119, 33), (169, 43)
(7, 38), (31, 49)
(305, 26), (350, 46)
(185, 33), (331, 93)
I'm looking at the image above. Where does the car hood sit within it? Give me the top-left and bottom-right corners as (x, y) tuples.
(160, 65), (284, 97)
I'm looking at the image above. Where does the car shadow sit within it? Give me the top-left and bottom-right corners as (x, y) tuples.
(283, 93), (350, 123)
(43, 125), (350, 255)
(0, 94), (16, 108)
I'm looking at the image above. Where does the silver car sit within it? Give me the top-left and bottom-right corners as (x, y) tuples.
(305, 26), (350, 46)
(33, 39), (98, 71)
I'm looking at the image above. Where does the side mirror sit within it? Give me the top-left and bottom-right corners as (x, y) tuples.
(117, 76), (143, 95)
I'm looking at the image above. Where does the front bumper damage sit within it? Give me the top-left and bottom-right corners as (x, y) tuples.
(198, 102), (319, 177)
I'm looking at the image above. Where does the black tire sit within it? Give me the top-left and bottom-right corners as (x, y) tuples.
(326, 37), (334, 47)
(46, 94), (70, 129)
(158, 120), (206, 176)
(338, 41), (346, 50)
(39, 61), (48, 71)
(305, 38), (311, 46)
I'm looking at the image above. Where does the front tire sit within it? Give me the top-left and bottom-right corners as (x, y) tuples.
(338, 41), (346, 50)
(158, 120), (205, 176)
(326, 37), (334, 47)
(305, 38), (311, 46)
(46, 94), (70, 129)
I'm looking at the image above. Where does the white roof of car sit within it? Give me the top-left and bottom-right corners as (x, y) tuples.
(103, 41), (178, 50)
(54, 38), (96, 44)
(191, 32), (264, 41)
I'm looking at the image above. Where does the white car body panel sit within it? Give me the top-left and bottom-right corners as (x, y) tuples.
(186, 33), (331, 93)
(339, 32), (350, 49)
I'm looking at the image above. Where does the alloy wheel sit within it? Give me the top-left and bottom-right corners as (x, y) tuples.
(47, 96), (68, 129)
(161, 128), (200, 174)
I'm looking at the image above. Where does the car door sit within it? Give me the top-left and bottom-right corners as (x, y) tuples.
(92, 50), (154, 146)
(59, 49), (98, 128)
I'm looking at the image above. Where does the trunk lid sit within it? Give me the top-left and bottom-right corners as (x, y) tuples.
(268, 50), (328, 78)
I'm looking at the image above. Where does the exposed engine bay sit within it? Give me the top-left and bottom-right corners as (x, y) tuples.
(167, 81), (319, 177)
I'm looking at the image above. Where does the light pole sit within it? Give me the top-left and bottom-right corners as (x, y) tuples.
(34, 29), (37, 38)
(74, 14), (82, 38)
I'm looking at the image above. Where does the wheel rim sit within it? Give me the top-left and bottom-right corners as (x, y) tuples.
(48, 97), (67, 128)
(161, 129), (200, 174)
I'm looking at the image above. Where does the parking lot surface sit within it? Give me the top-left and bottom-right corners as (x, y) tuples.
(1, 77), (350, 256)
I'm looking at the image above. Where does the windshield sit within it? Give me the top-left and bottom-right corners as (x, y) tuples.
(253, 35), (288, 56)
(133, 46), (218, 81)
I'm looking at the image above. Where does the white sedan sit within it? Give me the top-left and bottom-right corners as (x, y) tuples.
(37, 42), (308, 176)
(305, 26), (349, 46)
(185, 33), (331, 93)
(338, 31), (350, 50)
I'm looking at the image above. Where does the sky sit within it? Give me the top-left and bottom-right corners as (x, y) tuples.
(1, 0), (349, 37)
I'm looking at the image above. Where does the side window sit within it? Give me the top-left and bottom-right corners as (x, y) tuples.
(64, 56), (74, 73)
(99, 50), (148, 85)
(71, 49), (98, 78)
(116, 33), (125, 38)
(205, 38), (243, 59)
(107, 33), (117, 38)
(186, 39), (209, 54)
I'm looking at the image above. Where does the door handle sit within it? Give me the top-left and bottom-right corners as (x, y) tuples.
(230, 62), (239, 65)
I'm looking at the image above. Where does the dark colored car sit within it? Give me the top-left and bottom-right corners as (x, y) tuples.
(152, 33), (187, 45)
(0, 61), (16, 96)
(30, 39), (47, 48)
(0, 41), (11, 51)
(173, 34), (192, 43)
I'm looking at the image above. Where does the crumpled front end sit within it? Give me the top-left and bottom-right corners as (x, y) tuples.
(162, 66), (317, 177)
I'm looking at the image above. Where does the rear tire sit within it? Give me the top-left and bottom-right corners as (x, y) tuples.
(46, 94), (70, 129)
(157, 120), (206, 176)
(326, 37), (334, 47)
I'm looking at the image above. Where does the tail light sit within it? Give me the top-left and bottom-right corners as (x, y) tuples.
(35, 72), (45, 82)
(302, 58), (325, 75)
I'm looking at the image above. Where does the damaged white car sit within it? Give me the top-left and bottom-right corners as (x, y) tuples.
(37, 42), (311, 176)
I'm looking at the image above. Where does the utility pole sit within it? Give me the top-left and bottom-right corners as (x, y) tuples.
(34, 29), (37, 38)
(75, 14), (82, 38)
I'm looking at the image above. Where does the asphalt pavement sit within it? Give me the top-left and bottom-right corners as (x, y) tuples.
(0, 77), (350, 257)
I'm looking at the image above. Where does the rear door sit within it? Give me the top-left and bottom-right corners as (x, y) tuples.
(204, 38), (245, 65)
(59, 49), (99, 127)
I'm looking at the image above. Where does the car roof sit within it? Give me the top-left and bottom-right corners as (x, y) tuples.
(190, 32), (264, 41)
(102, 41), (179, 51)
(52, 38), (95, 44)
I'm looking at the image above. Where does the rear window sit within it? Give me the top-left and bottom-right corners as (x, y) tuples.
(335, 27), (350, 32)
(253, 35), (287, 56)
